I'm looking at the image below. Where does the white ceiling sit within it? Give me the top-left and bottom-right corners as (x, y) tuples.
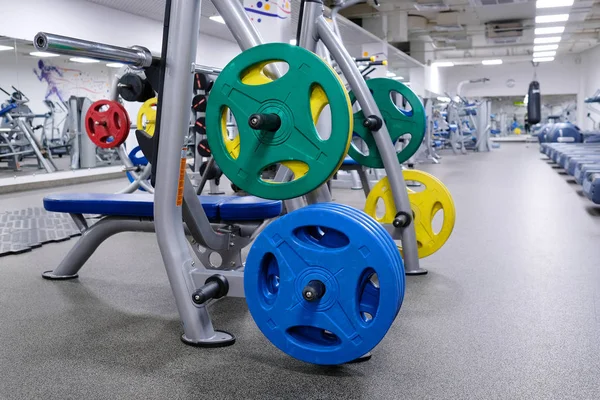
(340, 0), (600, 63)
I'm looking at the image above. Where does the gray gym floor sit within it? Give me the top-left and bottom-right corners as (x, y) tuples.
(1, 143), (599, 399)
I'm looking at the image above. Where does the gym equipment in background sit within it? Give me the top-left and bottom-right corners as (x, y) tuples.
(0, 87), (58, 173)
(541, 142), (600, 205)
(527, 81), (541, 125)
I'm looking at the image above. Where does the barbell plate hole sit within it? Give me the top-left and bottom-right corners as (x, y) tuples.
(293, 225), (350, 249)
(240, 61), (289, 85)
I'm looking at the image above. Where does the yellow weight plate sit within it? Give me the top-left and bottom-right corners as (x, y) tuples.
(364, 170), (455, 258)
(137, 97), (157, 136)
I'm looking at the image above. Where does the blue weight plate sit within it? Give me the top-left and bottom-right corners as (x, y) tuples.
(128, 146), (148, 166)
(317, 203), (404, 284)
(306, 204), (401, 304)
(308, 203), (404, 292)
(308, 203), (404, 320)
(245, 203), (402, 365)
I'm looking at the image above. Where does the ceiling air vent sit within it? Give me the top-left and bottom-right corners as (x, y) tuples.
(485, 20), (524, 44)
(414, 0), (450, 11)
(470, 0), (528, 5)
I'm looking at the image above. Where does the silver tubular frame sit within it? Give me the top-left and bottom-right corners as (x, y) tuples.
(34, 33), (152, 68)
(153, 0), (231, 345)
(298, 1), (423, 274)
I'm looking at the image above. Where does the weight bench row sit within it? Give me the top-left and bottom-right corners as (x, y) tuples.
(44, 193), (282, 221)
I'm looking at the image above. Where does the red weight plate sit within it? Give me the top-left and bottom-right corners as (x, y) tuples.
(85, 100), (130, 149)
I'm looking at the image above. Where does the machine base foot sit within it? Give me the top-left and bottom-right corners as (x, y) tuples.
(346, 352), (372, 364)
(405, 268), (428, 276)
(42, 271), (79, 280)
(181, 331), (236, 348)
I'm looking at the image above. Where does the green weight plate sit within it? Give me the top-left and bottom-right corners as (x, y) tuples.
(205, 43), (352, 200)
(348, 78), (425, 168)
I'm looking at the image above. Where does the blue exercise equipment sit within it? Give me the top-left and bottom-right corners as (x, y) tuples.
(125, 146), (151, 191)
(44, 193), (282, 221)
(545, 122), (582, 144)
(244, 203), (404, 365)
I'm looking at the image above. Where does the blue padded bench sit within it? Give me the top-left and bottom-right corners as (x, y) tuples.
(44, 193), (282, 221)
(342, 156), (358, 166)
(583, 174), (600, 204)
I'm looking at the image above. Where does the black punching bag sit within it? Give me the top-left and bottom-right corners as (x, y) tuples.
(527, 81), (541, 124)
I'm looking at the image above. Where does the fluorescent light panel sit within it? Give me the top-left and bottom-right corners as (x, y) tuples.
(432, 61), (454, 67)
(393, 76), (404, 80)
(30, 51), (60, 58)
(534, 44), (559, 51)
(210, 15), (225, 24)
(533, 57), (555, 62)
(534, 36), (562, 44)
(69, 57), (99, 63)
(106, 62), (125, 68)
(536, 0), (573, 8)
(0, 45), (13, 51)
(289, 39), (297, 45)
(535, 14), (569, 23)
(482, 59), (502, 65)
(533, 51), (557, 57)
(386, 71), (396, 77)
(535, 26), (565, 35)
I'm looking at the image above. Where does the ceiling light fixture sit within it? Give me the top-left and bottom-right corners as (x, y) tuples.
(536, 0), (573, 8)
(69, 57), (100, 63)
(437, 96), (451, 102)
(482, 59), (503, 65)
(0, 45), (14, 51)
(393, 76), (404, 80)
(386, 71), (396, 77)
(533, 44), (559, 51)
(29, 51), (60, 58)
(533, 51), (557, 58)
(289, 39), (297, 45)
(106, 62), (125, 68)
(432, 61), (454, 67)
(534, 36), (562, 44)
(533, 57), (555, 62)
(535, 14), (569, 23)
(535, 26), (565, 35)
(210, 15), (225, 24)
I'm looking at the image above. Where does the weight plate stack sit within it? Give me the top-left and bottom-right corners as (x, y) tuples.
(244, 203), (405, 365)
(364, 170), (456, 258)
(348, 78), (426, 168)
(206, 43), (353, 200)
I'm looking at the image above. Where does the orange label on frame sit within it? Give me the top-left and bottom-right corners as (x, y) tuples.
(176, 148), (186, 207)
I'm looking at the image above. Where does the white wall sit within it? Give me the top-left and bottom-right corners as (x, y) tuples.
(441, 56), (581, 98)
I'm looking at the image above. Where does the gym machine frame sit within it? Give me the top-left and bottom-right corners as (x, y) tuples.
(33, 0), (423, 347)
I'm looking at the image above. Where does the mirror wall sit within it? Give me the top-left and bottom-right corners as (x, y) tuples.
(0, 37), (121, 179)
